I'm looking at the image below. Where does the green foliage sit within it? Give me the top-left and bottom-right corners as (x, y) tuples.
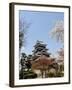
(19, 69), (24, 79)
(27, 54), (32, 61)
(56, 71), (64, 77)
(20, 53), (27, 68)
(19, 53), (33, 79)
(48, 72), (56, 77)
(25, 61), (32, 71)
(47, 71), (64, 77)
(60, 64), (64, 71)
(19, 70), (37, 79)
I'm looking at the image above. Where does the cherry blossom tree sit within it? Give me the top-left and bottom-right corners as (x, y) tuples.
(57, 48), (64, 61)
(49, 20), (64, 44)
(49, 20), (64, 74)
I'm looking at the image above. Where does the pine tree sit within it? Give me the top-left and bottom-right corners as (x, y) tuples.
(19, 53), (27, 79)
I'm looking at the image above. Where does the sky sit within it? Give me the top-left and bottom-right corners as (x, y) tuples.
(19, 10), (64, 57)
